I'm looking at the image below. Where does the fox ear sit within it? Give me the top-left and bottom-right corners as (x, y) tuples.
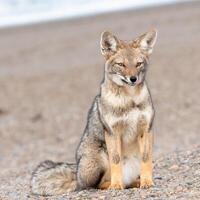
(100, 31), (120, 57)
(134, 29), (157, 55)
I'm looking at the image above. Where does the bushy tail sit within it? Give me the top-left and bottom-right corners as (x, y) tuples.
(31, 160), (77, 196)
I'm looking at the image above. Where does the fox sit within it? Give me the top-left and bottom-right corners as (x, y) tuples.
(31, 29), (157, 196)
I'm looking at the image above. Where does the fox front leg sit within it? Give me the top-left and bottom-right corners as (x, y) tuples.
(138, 129), (154, 188)
(105, 131), (124, 190)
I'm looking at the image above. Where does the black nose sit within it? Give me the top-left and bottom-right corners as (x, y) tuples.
(130, 76), (137, 83)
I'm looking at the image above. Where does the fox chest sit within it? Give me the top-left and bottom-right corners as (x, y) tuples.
(102, 103), (153, 143)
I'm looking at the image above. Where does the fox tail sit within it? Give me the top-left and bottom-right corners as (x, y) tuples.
(31, 160), (77, 196)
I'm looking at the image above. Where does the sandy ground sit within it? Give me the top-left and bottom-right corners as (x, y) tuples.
(0, 1), (200, 199)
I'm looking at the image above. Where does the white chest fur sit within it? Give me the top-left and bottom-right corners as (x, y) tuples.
(101, 84), (153, 143)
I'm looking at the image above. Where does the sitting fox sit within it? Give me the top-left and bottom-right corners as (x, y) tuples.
(31, 29), (157, 196)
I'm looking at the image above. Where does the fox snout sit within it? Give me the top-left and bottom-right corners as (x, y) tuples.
(121, 75), (138, 86)
(124, 67), (139, 84)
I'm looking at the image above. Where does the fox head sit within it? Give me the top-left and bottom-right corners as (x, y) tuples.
(100, 29), (157, 86)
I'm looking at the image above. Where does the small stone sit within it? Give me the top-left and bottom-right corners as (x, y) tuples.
(155, 176), (162, 180)
(0, 108), (8, 115)
(186, 181), (192, 185)
(169, 164), (179, 170)
(31, 113), (43, 122)
(176, 186), (183, 192)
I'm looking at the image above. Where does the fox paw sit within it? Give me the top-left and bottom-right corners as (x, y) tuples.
(140, 178), (154, 189)
(109, 183), (124, 190)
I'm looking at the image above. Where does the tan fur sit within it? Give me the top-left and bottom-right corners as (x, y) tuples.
(31, 29), (157, 196)
(105, 131), (124, 189)
(98, 181), (111, 189)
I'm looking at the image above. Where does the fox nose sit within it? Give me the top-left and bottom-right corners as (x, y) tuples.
(130, 76), (137, 83)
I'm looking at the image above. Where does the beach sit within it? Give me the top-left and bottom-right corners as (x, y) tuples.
(0, 1), (200, 199)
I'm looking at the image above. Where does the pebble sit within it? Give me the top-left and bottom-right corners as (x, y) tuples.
(176, 186), (183, 192)
(169, 164), (179, 170)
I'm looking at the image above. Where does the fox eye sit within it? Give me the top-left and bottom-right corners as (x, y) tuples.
(136, 62), (144, 68)
(116, 63), (125, 67)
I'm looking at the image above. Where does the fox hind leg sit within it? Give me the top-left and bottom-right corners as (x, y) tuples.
(77, 151), (109, 190)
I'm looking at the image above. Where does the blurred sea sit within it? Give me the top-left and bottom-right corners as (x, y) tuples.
(0, 0), (181, 27)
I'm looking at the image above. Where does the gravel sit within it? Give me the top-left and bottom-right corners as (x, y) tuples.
(2, 147), (199, 200)
(0, 1), (200, 199)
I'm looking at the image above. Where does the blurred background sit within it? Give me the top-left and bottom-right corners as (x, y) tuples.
(0, 0), (200, 198)
(0, 0), (181, 27)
